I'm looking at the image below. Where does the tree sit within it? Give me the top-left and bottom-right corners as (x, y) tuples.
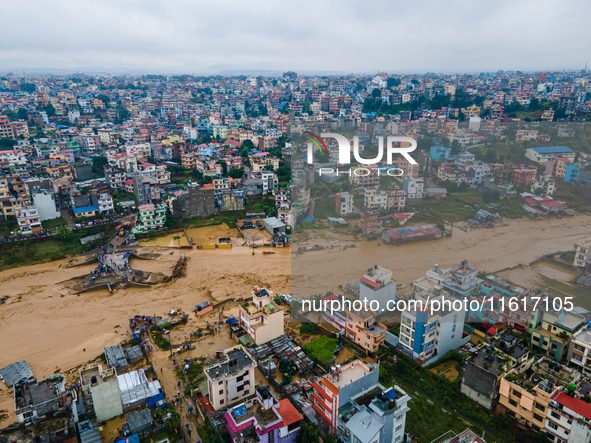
(458, 181), (469, 192)
(295, 422), (320, 443)
(173, 235), (182, 247)
(450, 140), (460, 155)
(492, 190), (501, 201)
(228, 166), (244, 179)
(92, 156), (108, 171)
(0, 138), (16, 149)
(21, 83), (36, 93)
(17, 108), (28, 120)
(116, 106), (131, 121)
(56, 226), (74, 243)
(44, 104), (56, 117)
(371, 88), (382, 98)
(387, 78), (401, 88)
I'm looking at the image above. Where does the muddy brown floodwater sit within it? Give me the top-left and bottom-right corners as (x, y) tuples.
(0, 224), (291, 385)
(292, 214), (591, 297)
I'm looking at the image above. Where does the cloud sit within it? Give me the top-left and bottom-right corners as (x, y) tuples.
(0, 0), (589, 73)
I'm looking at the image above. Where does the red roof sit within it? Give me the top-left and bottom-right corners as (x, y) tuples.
(360, 277), (382, 289)
(276, 399), (303, 427)
(487, 327), (497, 335)
(539, 200), (566, 208)
(321, 293), (338, 302)
(553, 392), (591, 420)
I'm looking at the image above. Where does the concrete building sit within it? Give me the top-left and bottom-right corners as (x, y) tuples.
(171, 184), (216, 219)
(356, 265), (397, 313)
(97, 193), (114, 214)
(16, 205), (42, 233)
(546, 391), (591, 443)
(359, 206), (382, 237)
(32, 190), (60, 221)
(336, 384), (411, 443)
(205, 345), (257, 411)
(132, 204), (166, 234)
(343, 307), (386, 354)
(568, 326), (591, 373)
(531, 310), (586, 362)
(460, 349), (502, 410)
(399, 291), (469, 366)
(335, 192), (354, 216)
(402, 176), (424, 200)
(224, 387), (302, 443)
(132, 174), (161, 205)
(573, 238), (591, 270)
(263, 216), (286, 235)
(364, 188), (388, 210)
(525, 146), (575, 164)
(239, 287), (284, 345)
(497, 357), (580, 433)
(79, 364), (123, 422)
(14, 374), (67, 424)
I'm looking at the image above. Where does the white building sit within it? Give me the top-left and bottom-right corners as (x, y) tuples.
(98, 193), (114, 214)
(402, 176), (424, 200)
(79, 364), (122, 423)
(16, 205), (42, 233)
(399, 291), (469, 366)
(205, 346), (256, 410)
(364, 189), (388, 210)
(335, 192), (354, 216)
(546, 391), (591, 443)
(32, 190), (60, 221)
(357, 265), (397, 312)
(525, 146), (575, 164)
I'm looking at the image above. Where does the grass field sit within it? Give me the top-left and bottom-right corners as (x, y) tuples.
(393, 378), (505, 442)
(314, 197), (339, 218)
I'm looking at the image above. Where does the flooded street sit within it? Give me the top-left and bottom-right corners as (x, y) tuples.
(292, 215), (591, 298)
(0, 230), (291, 385)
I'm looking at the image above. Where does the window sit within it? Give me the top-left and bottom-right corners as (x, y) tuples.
(220, 400), (224, 405)
(512, 390), (522, 398)
(237, 385), (244, 392)
(23, 411), (33, 418)
(244, 390), (249, 395)
(535, 403), (545, 412)
(533, 335), (540, 342)
(574, 344), (585, 352)
(548, 421), (558, 430)
(219, 381), (223, 385)
(550, 411), (560, 419)
(219, 389), (224, 395)
(509, 399), (518, 407)
(395, 425), (402, 432)
(534, 413), (543, 422)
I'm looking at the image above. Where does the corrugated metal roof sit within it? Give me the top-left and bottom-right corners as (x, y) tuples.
(0, 361), (34, 387)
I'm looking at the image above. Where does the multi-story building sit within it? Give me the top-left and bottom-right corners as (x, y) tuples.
(170, 184), (216, 219)
(132, 203), (166, 234)
(79, 364), (122, 422)
(546, 391), (591, 442)
(386, 185), (406, 212)
(132, 174), (161, 205)
(224, 387), (302, 443)
(512, 166), (537, 188)
(97, 193), (114, 214)
(497, 357), (580, 433)
(402, 176), (424, 200)
(567, 326), (591, 373)
(335, 192), (354, 216)
(349, 166), (379, 188)
(364, 188), (388, 210)
(14, 374), (68, 424)
(574, 238), (591, 270)
(343, 307), (386, 354)
(531, 309), (586, 362)
(31, 190), (60, 221)
(16, 205), (42, 233)
(525, 146), (575, 164)
(359, 206), (382, 237)
(399, 291), (469, 366)
(336, 383), (411, 443)
(238, 287), (284, 345)
(205, 345), (256, 410)
(104, 166), (127, 189)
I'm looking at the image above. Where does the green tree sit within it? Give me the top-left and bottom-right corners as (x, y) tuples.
(21, 83), (36, 93)
(492, 190), (501, 201)
(17, 108), (28, 120)
(44, 104), (56, 116)
(56, 226), (74, 242)
(116, 106), (131, 121)
(295, 422), (320, 443)
(387, 78), (401, 88)
(0, 138), (16, 148)
(228, 166), (244, 179)
(371, 88), (382, 98)
(92, 156), (108, 171)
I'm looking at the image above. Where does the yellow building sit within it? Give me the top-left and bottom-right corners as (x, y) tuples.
(238, 287), (284, 345)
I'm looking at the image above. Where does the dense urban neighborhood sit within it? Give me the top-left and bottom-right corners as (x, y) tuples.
(2, 68), (591, 443)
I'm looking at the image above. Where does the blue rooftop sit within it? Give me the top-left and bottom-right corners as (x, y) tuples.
(531, 146), (573, 154)
(73, 205), (99, 214)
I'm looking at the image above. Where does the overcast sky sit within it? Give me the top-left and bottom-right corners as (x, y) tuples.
(1, 0), (590, 74)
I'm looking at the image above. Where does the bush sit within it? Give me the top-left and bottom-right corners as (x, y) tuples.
(304, 336), (338, 364)
(299, 323), (320, 335)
